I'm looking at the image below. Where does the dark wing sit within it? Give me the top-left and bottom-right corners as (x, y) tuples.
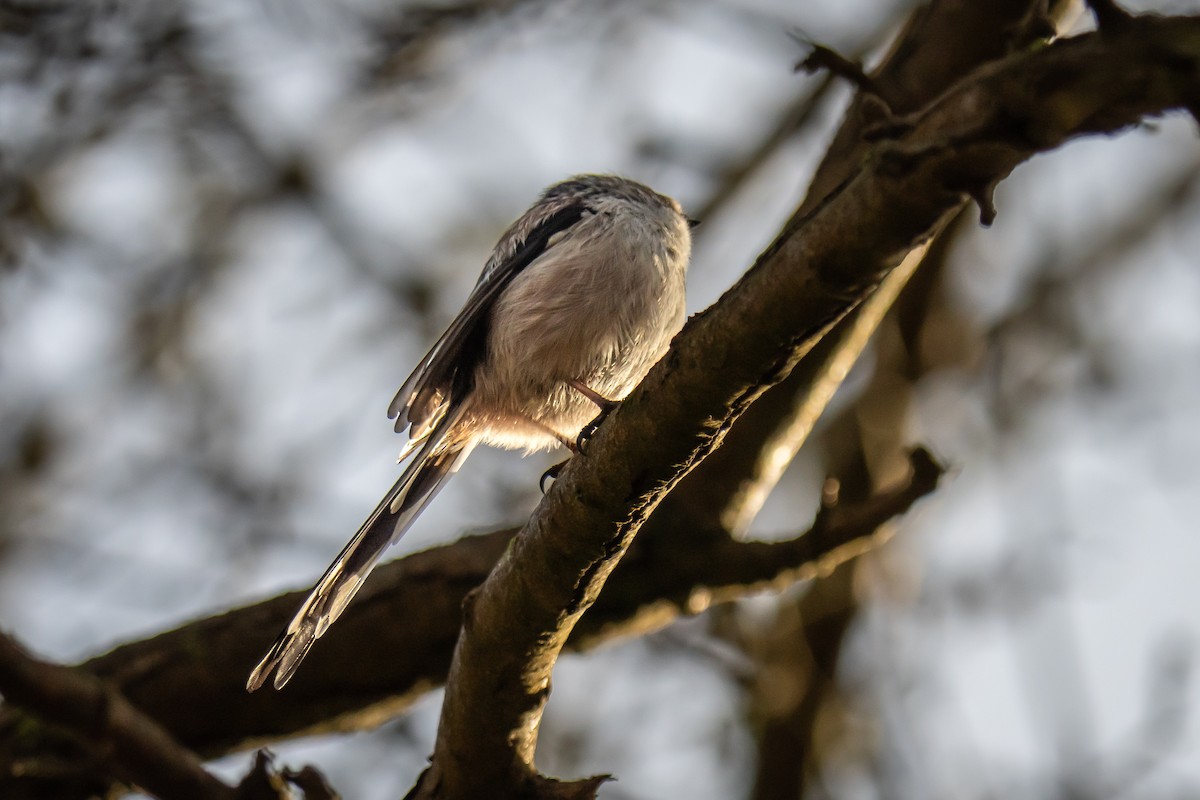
(387, 199), (589, 440)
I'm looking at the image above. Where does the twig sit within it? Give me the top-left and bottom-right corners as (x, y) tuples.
(690, 2), (909, 224)
(796, 43), (890, 111)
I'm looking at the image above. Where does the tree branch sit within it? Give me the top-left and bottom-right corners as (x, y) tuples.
(0, 632), (235, 800)
(653, 0), (1072, 539)
(0, 446), (944, 797)
(417, 14), (1200, 798)
(597, 448), (945, 623)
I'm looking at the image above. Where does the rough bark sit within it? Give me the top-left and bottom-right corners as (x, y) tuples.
(645, 0), (1075, 538)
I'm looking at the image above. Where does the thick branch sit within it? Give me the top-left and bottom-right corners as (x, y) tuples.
(653, 0), (1072, 538)
(0, 632), (235, 800)
(0, 449), (942, 798)
(420, 15), (1200, 798)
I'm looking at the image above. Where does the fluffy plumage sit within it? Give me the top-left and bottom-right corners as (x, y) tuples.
(247, 175), (691, 691)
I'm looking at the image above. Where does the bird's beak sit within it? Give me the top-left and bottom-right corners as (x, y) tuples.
(687, 217), (702, 229)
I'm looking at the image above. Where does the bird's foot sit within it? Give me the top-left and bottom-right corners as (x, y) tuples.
(566, 380), (620, 454)
(575, 402), (617, 454)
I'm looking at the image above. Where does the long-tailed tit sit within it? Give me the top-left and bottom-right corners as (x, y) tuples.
(247, 175), (693, 691)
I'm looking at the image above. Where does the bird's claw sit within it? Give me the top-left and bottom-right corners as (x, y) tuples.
(575, 403), (616, 454)
(540, 460), (567, 494)
(575, 422), (598, 454)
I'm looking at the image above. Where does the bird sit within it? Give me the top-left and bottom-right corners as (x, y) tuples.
(246, 174), (693, 691)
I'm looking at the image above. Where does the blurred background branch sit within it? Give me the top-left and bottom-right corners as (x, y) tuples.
(0, 630), (238, 800)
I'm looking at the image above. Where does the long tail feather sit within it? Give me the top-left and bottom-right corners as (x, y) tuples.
(247, 413), (474, 691)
